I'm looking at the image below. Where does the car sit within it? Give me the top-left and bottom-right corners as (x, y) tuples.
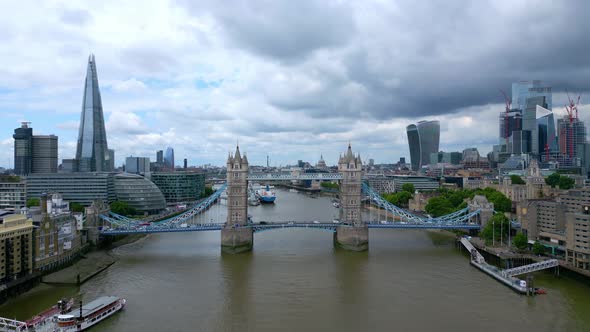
(312, 220), (320, 224)
(259, 221), (268, 225)
(179, 223), (188, 228)
(288, 221), (295, 225)
(380, 220), (388, 224)
(332, 219), (340, 224)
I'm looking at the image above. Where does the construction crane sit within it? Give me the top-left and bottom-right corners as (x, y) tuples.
(564, 91), (582, 158)
(500, 89), (512, 146)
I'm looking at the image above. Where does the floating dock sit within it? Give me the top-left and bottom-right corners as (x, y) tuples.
(459, 238), (558, 295)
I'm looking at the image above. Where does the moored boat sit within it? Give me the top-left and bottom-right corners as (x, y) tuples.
(55, 296), (126, 331)
(256, 185), (276, 203)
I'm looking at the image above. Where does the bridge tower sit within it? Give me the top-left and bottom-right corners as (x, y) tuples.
(221, 145), (253, 254)
(334, 144), (368, 251)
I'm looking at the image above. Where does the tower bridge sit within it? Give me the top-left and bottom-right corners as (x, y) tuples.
(98, 144), (487, 253)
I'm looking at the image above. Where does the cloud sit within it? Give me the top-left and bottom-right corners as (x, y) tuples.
(1, 0), (590, 167)
(56, 120), (80, 130)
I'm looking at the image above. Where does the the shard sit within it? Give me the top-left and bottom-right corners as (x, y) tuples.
(75, 54), (112, 172)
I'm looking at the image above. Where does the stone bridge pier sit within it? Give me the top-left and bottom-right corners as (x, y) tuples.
(221, 145), (253, 254)
(334, 144), (368, 251)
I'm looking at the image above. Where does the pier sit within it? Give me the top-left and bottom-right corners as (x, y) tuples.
(459, 237), (558, 295)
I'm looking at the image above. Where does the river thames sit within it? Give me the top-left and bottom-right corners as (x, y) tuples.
(2, 188), (590, 331)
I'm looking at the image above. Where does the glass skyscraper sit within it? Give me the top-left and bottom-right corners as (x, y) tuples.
(13, 123), (33, 176)
(164, 147), (175, 170)
(406, 120), (440, 171)
(75, 54), (112, 172)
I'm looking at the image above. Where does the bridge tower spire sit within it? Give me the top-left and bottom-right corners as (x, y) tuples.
(221, 145), (253, 253)
(335, 144), (368, 251)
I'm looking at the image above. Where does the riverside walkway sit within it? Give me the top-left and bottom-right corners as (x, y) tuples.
(459, 238), (557, 295)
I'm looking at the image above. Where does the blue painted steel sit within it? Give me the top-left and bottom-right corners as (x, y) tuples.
(99, 182), (481, 236)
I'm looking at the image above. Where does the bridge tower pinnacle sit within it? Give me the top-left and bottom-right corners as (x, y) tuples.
(221, 145), (253, 253)
(335, 144), (368, 251)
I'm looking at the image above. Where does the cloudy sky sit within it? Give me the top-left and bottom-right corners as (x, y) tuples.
(1, 0), (589, 168)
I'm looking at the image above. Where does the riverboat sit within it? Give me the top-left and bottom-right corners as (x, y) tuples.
(55, 296), (126, 331)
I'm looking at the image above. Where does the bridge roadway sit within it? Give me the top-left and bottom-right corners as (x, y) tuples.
(100, 220), (481, 235)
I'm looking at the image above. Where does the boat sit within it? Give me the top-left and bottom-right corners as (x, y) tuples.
(55, 296), (126, 331)
(23, 298), (74, 330)
(534, 288), (547, 295)
(333, 202), (340, 208)
(289, 189), (298, 193)
(256, 185), (276, 203)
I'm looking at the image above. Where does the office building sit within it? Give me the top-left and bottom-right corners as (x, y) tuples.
(108, 149), (115, 171)
(126, 157), (151, 175)
(406, 120), (440, 171)
(164, 147), (175, 170)
(365, 176), (395, 194)
(0, 176), (26, 210)
(156, 150), (164, 164)
(13, 122), (33, 176)
(391, 175), (439, 192)
(150, 171), (206, 203)
(112, 173), (166, 213)
(0, 214), (33, 284)
(74, 54), (112, 172)
(557, 116), (586, 163)
(183, 158), (188, 169)
(26, 173), (115, 206)
(430, 151), (462, 165)
(31, 135), (58, 173)
(25, 173), (166, 213)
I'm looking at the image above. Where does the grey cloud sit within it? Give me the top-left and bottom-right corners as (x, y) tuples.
(177, 0), (355, 62)
(60, 8), (92, 26)
(181, 0), (590, 120)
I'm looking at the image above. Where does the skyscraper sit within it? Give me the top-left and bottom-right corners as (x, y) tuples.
(156, 150), (164, 163)
(31, 135), (58, 173)
(406, 120), (440, 171)
(75, 54), (111, 172)
(13, 122), (33, 176)
(164, 147), (175, 170)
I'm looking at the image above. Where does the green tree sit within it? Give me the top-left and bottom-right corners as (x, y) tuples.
(480, 213), (510, 245)
(425, 196), (454, 217)
(510, 175), (526, 185)
(70, 202), (85, 213)
(558, 176), (575, 190)
(200, 186), (215, 198)
(110, 201), (137, 216)
(401, 183), (415, 194)
(545, 173), (560, 188)
(532, 241), (545, 255)
(320, 182), (339, 189)
(26, 198), (40, 208)
(512, 232), (528, 250)
(486, 191), (512, 213)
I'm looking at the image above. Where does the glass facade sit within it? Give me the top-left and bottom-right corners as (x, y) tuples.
(113, 174), (166, 213)
(75, 54), (111, 172)
(26, 173), (115, 206)
(406, 120), (440, 171)
(31, 135), (58, 173)
(13, 123), (33, 176)
(164, 147), (175, 170)
(150, 171), (206, 203)
(511, 80), (552, 111)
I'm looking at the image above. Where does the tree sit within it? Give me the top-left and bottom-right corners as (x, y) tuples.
(510, 175), (526, 185)
(200, 186), (215, 198)
(558, 176), (575, 190)
(401, 183), (415, 194)
(26, 198), (40, 208)
(532, 241), (545, 256)
(545, 173), (561, 188)
(480, 213), (510, 245)
(425, 196), (454, 217)
(110, 201), (137, 216)
(486, 191), (512, 213)
(512, 232), (528, 250)
(70, 202), (85, 213)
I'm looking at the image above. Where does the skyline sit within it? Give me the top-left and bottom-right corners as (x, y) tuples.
(1, 1), (590, 167)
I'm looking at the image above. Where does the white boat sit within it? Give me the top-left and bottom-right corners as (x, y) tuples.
(55, 296), (126, 331)
(289, 189), (298, 193)
(333, 202), (340, 208)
